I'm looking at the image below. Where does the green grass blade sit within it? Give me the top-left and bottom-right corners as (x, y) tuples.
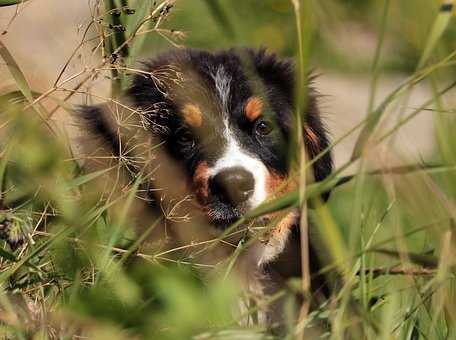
(351, 83), (405, 160)
(0, 247), (17, 262)
(126, 0), (154, 59)
(0, 226), (72, 283)
(0, 40), (33, 102)
(352, 3), (454, 160)
(244, 190), (298, 219)
(64, 166), (114, 191)
(245, 163), (455, 220)
(119, 216), (162, 264)
(313, 199), (350, 275)
(371, 249), (439, 268)
(418, 1), (454, 69)
(0, 0), (29, 6)
(366, 0), (390, 115)
(100, 174), (143, 270)
(104, 0), (129, 95)
(202, 0), (236, 40)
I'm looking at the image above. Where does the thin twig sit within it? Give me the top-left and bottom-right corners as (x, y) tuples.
(357, 266), (437, 277)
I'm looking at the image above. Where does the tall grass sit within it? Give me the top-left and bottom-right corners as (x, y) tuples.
(0, 0), (456, 339)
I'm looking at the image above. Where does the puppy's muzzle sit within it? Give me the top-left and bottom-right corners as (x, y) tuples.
(209, 167), (254, 206)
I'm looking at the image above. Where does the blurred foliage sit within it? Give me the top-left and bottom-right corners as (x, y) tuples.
(139, 0), (456, 73)
(66, 263), (237, 339)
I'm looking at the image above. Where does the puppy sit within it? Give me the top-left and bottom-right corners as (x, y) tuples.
(78, 48), (333, 327)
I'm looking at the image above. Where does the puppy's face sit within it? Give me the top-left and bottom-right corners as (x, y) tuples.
(88, 49), (332, 230)
(167, 88), (289, 227)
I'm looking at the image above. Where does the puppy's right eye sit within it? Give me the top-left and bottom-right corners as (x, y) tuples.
(254, 119), (274, 137)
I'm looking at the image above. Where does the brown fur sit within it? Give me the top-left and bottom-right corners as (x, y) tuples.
(182, 103), (203, 128)
(304, 124), (320, 151)
(265, 170), (297, 199)
(192, 161), (210, 203)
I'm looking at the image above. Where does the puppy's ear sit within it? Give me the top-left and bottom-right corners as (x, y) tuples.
(76, 100), (149, 176)
(249, 48), (333, 200)
(302, 93), (333, 201)
(126, 62), (168, 110)
(77, 104), (120, 155)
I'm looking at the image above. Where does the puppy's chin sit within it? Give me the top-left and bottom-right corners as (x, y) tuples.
(206, 202), (272, 234)
(205, 202), (245, 230)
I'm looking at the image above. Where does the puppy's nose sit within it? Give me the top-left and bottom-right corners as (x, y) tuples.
(210, 167), (254, 206)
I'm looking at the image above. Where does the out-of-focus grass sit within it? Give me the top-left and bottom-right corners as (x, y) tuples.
(0, 0), (456, 339)
(141, 0), (456, 73)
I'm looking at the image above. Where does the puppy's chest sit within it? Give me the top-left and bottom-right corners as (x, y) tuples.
(232, 234), (296, 327)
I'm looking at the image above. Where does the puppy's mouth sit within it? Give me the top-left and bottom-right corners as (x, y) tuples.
(205, 201), (246, 229)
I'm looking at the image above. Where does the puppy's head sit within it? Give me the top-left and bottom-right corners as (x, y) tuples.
(81, 48), (332, 232)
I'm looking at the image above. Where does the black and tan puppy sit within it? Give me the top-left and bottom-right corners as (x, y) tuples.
(79, 48), (332, 327)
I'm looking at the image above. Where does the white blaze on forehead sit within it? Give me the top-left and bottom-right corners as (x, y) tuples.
(213, 65), (232, 116)
(210, 65), (268, 209)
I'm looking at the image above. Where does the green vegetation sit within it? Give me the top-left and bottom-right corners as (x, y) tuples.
(0, 0), (456, 339)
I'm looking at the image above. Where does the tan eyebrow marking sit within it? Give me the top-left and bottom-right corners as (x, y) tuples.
(304, 124), (319, 149)
(245, 96), (263, 122)
(182, 103), (203, 128)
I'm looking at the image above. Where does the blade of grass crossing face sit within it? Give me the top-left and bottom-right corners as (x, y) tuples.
(245, 162), (456, 221)
(290, 3), (315, 328)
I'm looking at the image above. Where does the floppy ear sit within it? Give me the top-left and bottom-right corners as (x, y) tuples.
(249, 49), (333, 200)
(126, 61), (169, 111)
(77, 104), (120, 155)
(77, 53), (181, 158)
(125, 53), (183, 128)
(302, 92), (333, 183)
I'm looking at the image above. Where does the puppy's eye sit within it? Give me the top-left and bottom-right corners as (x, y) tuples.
(177, 130), (195, 148)
(254, 119), (274, 136)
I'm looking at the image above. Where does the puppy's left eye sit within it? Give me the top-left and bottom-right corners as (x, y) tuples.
(177, 130), (195, 148)
(254, 119), (274, 136)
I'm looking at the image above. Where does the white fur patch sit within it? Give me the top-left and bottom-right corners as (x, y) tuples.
(212, 132), (268, 210)
(211, 66), (268, 210)
(259, 228), (292, 266)
(213, 66), (232, 116)
(258, 211), (298, 266)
